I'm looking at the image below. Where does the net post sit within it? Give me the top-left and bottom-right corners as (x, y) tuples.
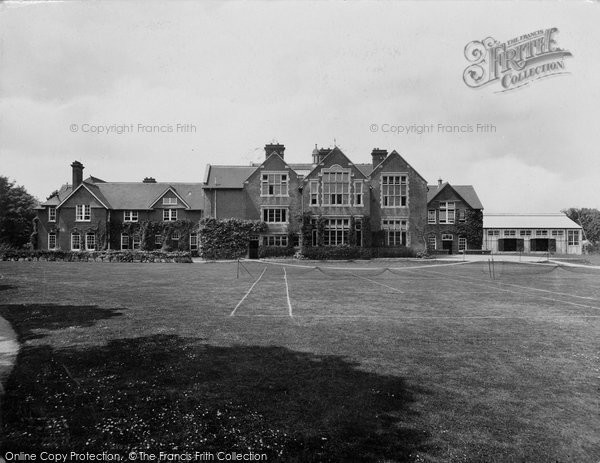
(237, 259), (239, 279)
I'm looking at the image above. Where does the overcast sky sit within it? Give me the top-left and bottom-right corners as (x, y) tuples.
(1, 1), (598, 212)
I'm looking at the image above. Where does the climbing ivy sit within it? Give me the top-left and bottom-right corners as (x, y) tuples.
(198, 218), (266, 259)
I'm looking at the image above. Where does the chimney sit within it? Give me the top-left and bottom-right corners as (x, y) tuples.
(371, 148), (388, 168)
(312, 144), (320, 164)
(71, 161), (84, 188)
(438, 178), (443, 188)
(143, 177), (157, 183)
(264, 143), (285, 159)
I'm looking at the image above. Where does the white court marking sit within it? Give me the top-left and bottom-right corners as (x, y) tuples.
(283, 267), (293, 317)
(230, 267), (267, 317)
(256, 259), (469, 272)
(230, 313), (600, 320)
(352, 273), (404, 293)
(417, 268), (600, 311)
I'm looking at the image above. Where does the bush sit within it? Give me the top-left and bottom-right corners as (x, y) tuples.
(300, 245), (418, 260)
(258, 246), (296, 258)
(0, 249), (193, 263)
(199, 218), (266, 260)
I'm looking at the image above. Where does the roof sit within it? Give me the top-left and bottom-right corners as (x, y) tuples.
(203, 165), (257, 189)
(483, 214), (582, 229)
(42, 181), (204, 210)
(428, 183), (483, 210)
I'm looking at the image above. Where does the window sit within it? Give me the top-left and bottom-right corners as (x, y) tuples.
(428, 236), (436, 250)
(155, 235), (163, 246)
(190, 233), (198, 251)
(76, 204), (91, 222)
(382, 175), (407, 207)
(48, 233), (56, 250)
(382, 219), (407, 246)
(263, 235), (288, 247)
(163, 197), (177, 205)
(71, 232), (81, 251)
(487, 230), (500, 236)
(458, 237), (467, 251)
(520, 230), (532, 236)
(442, 234), (453, 241)
(163, 209), (177, 221)
(355, 219), (363, 247)
(121, 233), (129, 250)
(568, 230), (580, 246)
(261, 173), (288, 197)
(172, 232), (180, 241)
(323, 218), (350, 245)
(551, 230), (564, 236)
(48, 207), (56, 222)
(309, 180), (319, 205)
(322, 169), (350, 205)
(262, 208), (287, 223)
(85, 233), (96, 251)
(124, 211), (138, 222)
(354, 181), (363, 206)
(428, 210), (436, 224)
(504, 230), (516, 237)
(439, 202), (455, 224)
(458, 209), (466, 222)
(132, 235), (141, 250)
(535, 230), (548, 237)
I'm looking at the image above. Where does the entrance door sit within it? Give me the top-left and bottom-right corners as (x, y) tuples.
(248, 238), (259, 259)
(441, 234), (453, 254)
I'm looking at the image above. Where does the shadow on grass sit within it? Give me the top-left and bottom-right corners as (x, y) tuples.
(0, 284), (17, 292)
(0, 304), (124, 342)
(0, 305), (428, 462)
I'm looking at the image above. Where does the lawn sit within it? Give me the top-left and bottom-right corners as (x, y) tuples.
(0, 259), (599, 462)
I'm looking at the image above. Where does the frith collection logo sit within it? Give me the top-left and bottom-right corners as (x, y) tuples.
(463, 28), (572, 92)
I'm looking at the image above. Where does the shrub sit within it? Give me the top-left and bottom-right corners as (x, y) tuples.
(0, 249), (193, 263)
(258, 246), (296, 258)
(300, 245), (418, 260)
(199, 218), (266, 260)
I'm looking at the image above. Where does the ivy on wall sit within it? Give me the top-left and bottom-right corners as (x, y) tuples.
(198, 218), (266, 260)
(455, 209), (483, 249)
(110, 220), (200, 252)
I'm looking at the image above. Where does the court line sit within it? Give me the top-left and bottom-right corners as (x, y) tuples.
(230, 267), (267, 317)
(283, 267), (293, 317)
(256, 259), (470, 272)
(416, 268), (600, 311)
(230, 313), (600, 320)
(352, 273), (404, 293)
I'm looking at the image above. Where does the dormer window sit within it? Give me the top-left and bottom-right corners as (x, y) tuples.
(163, 197), (177, 205)
(48, 207), (56, 222)
(76, 204), (91, 222)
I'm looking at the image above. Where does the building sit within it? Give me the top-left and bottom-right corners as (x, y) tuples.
(203, 143), (431, 252)
(426, 179), (484, 254)
(483, 213), (583, 255)
(34, 161), (204, 251)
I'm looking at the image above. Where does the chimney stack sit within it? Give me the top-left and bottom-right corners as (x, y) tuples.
(71, 161), (84, 188)
(143, 177), (157, 183)
(371, 148), (388, 168)
(264, 143), (285, 160)
(438, 178), (443, 188)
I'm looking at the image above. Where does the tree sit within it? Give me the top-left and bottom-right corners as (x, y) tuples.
(562, 208), (600, 249)
(0, 176), (38, 248)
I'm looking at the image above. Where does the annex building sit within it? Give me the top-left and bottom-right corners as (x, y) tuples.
(483, 213), (583, 255)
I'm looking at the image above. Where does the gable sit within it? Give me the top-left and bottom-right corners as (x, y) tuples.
(149, 186), (190, 209)
(58, 184), (108, 209)
(371, 151), (427, 185)
(428, 184), (483, 209)
(303, 147), (367, 182)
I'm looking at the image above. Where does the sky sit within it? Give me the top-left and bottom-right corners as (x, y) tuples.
(1, 1), (599, 213)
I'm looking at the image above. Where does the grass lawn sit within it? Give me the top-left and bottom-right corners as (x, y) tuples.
(0, 259), (599, 462)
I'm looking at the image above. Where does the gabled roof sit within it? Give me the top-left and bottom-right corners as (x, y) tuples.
(93, 182), (204, 210)
(483, 214), (582, 229)
(427, 183), (483, 210)
(148, 186), (191, 209)
(56, 183), (110, 209)
(372, 150), (427, 184)
(203, 165), (257, 189)
(44, 180), (204, 210)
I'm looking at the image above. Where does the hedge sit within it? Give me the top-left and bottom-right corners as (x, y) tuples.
(0, 250), (193, 263)
(299, 245), (417, 260)
(199, 218), (267, 260)
(258, 246), (296, 258)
